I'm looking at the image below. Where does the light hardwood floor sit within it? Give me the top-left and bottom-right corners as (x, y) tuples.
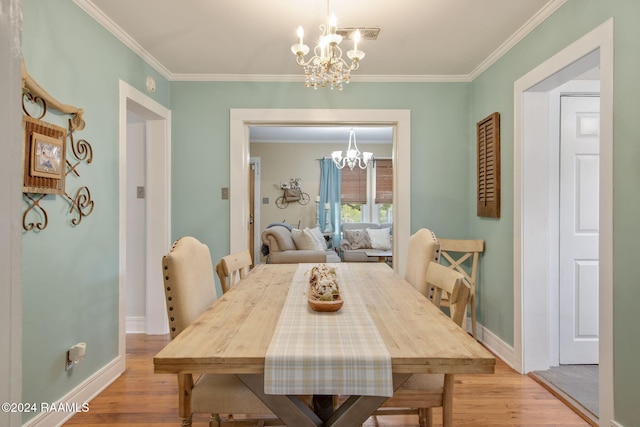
(64, 334), (589, 426)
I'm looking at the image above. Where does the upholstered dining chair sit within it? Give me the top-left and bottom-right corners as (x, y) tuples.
(162, 237), (276, 427)
(403, 228), (441, 296)
(376, 262), (471, 427)
(437, 238), (484, 339)
(215, 249), (252, 294)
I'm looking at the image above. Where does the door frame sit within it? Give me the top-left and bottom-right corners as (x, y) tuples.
(1, 1), (23, 424)
(249, 157), (261, 264)
(230, 109), (411, 277)
(513, 18), (613, 423)
(118, 80), (171, 355)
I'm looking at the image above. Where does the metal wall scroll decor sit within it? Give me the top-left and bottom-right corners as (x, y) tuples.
(21, 58), (94, 231)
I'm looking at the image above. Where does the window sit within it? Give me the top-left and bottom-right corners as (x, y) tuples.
(340, 159), (393, 223)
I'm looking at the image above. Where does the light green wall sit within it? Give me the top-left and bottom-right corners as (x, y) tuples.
(20, 0), (169, 421)
(20, 0), (640, 425)
(469, 1), (640, 424)
(169, 81), (472, 265)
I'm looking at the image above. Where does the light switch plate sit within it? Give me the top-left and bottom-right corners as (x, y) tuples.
(221, 187), (229, 200)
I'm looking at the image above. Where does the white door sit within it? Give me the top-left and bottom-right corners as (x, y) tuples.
(559, 96), (599, 364)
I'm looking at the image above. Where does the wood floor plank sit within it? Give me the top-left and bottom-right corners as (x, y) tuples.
(64, 334), (590, 426)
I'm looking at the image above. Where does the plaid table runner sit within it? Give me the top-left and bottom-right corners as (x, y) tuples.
(264, 263), (393, 397)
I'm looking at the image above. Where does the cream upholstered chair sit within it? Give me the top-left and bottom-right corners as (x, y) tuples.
(216, 249), (252, 294)
(377, 262), (470, 427)
(403, 228), (440, 296)
(438, 238), (484, 339)
(162, 237), (276, 427)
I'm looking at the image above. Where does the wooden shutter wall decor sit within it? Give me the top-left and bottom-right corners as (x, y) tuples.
(477, 112), (500, 218)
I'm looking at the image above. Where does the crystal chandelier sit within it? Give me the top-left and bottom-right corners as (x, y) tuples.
(331, 129), (373, 170)
(291, 0), (365, 90)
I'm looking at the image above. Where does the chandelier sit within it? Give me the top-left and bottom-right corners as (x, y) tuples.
(291, 0), (365, 90)
(331, 129), (373, 170)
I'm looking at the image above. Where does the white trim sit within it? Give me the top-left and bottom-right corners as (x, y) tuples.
(477, 323), (516, 370)
(172, 73), (472, 83)
(513, 18), (614, 425)
(0, 1), (23, 425)
(249, 157), (262, 264)
(73, 0), (565, 84)
(118, 80), (172, 351)
(125, 317), (147, 334)
(230, 109), (410, 277)
(21, 356), (123, 427)
(610, 422), (624, 427)
(73, 0), (172, 79)
(468, 0), (569, 80)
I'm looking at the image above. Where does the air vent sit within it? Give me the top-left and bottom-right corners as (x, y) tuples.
(336, 27), (380, 40)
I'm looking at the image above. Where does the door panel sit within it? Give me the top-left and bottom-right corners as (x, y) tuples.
(559, 96), (599, 364)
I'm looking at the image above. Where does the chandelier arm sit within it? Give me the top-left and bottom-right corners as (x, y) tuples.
(292, 0), (362, 91)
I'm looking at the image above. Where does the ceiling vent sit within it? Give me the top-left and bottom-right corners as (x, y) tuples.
(336, 28), (380, 40)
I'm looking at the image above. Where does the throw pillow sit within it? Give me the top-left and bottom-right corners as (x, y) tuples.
(307, 226), (328, 250)
(368, 227), (392, 250)
(303, 227), (325, 251)
(344, 228), (372, 249)
(292, 228), (317, 250)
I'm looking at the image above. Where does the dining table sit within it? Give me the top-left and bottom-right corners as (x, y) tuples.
(153, 262), (495, 427)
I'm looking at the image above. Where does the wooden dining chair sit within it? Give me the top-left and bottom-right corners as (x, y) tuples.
(403, 228), (440, 297)
(215, 249), (253, 294)
(376, 262), (471, 427)
(437, 238), (484, 339)
(162, 237), (277, 427)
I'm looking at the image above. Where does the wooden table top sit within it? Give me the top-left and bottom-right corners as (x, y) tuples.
(153, 263), (495, 376)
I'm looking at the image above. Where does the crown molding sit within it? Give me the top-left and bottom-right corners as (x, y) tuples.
(75, 0), (567, 84)
(171, 73), (471, 83)
(73, 0), (173, 80)
(468, 0), (569, 80)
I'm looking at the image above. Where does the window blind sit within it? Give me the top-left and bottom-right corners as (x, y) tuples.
(341, 166), (367, 204)
(375, 159), (393, 204)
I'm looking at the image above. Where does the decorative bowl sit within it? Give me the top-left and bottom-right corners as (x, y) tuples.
(308, 296), (343, 312)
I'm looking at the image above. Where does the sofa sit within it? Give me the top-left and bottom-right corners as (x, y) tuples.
(339, 222), (393, 262)
(261, 224), (341, 264)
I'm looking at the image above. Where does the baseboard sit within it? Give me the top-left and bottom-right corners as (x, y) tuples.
(472, 320), (516, 369)
(610, 421), (624, 427)
(22, 355), (124, 427)
(125, 316), (146, 333)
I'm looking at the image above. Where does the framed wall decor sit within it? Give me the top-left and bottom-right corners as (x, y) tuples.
(23, 115), (67, 194)
(30, 132), (64, 179)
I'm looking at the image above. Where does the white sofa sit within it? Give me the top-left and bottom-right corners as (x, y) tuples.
(261, 225), (341, 264)
(339, 222), (393, 262)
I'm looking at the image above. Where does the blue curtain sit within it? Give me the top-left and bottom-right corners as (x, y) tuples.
(319, 159), (342, 247)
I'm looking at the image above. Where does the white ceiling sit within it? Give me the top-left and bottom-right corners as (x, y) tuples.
(79, 0), (562, 81)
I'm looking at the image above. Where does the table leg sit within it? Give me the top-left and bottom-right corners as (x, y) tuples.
(325, 374), (411, 427)
(238, 374), (322, 427)
(177, 373), (194, 427)
(239, 373), (411, 427)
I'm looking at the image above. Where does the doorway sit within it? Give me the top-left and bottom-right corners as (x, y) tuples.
(513, 19), (613, 425)
(118, 81), (171, 363)
(229, 109), (411, 277)
(531, 91), (601, 424)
